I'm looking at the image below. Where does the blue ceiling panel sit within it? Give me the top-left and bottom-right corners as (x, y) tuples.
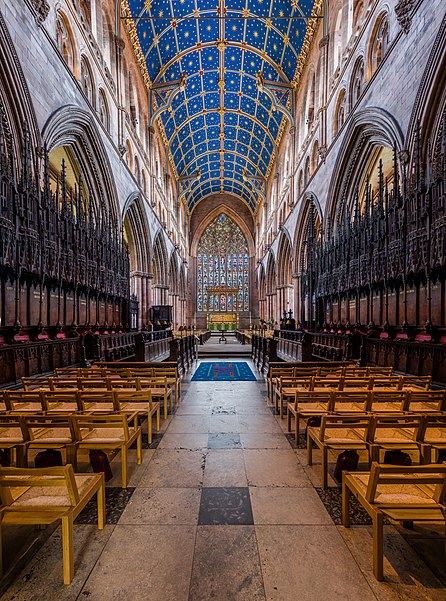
(126, 0), (318, 211)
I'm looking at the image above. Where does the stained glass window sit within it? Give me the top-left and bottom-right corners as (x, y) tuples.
(197, 214), (249, 312)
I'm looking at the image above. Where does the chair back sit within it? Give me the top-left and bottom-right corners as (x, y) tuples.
(0, 464), (80, 507)
(113, 389), (154, 408)
(5, 390), (44, 412)
(71, 413), (130, 442)
(41, 390), (82, 412)
(365, 462), (446, 506)
(21, 414), (74, 443)
(311, 376), (343, 391)
(77, 391), (118, 412)
(369, 390), (408, 412)
(418, 414), (446, 443)
(22, 376), (52, 391)
(406, 390), (446, 413)
(319, 414), (371, 442)
(331, 390), (370, 413)
(368, 414), (424, 443)
(399, 375), (432, 391)
(294, 390), (333, 411)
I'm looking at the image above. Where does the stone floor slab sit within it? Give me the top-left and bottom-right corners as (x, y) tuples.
(203, 450), (247, 487)
(250, 487), (333, 525)
(244, 449), (311, 487)
(189, 526), (265, 601)
(208, 433), (242, 449)
(119, 487), (201, 525)
(79, 525), (196, 601)
(198, 487), (253, 525)
(157, 432), (209, 450)
(138, 449), (206, 487)
(256, 524), (378, 601)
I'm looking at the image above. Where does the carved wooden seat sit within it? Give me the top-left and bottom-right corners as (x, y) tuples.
(0, 465), (105, 584)
(71, 414), (142, 488)
(342, 463), (446, 580)
(307, 415), (371, 488)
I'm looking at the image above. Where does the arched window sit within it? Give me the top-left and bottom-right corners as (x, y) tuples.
(80, 57), (95, 107)
(370, 15), (389, 75)
(311, 141), (319, 174)
(334, 89), (347, 136)
(350, 57), (365, 107)
(197, 214), (249, 313)
(56, 14), (75, 72)
(297, 171), (303, 199)
(304, 157), (311, 187)
(98, 89), (109, 131)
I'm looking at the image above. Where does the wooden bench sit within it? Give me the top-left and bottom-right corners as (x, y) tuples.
(0, 465), (105, 584)
(71, 414), (142, 488)
(307, 415), (371, 487)
(342, 463), (446, 580)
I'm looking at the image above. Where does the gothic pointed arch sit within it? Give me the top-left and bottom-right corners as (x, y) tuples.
(0, 9), (40, 169)
(190, 204), (255, 258)
(325, 107), (404, 228)
(152, 229), (169, 288)
(41, 105), (119, 220)
(276, 231), (293, 287)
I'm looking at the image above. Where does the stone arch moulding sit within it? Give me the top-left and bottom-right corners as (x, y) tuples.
(325, 107), (404, 227)
(152, 228), (170, 285)
(406, 15), (446, 158)
(293, 193), (323, 268)
(190, 204), (256, 258)
(275, 230), (294, 287)
(41, 104), (119, 221)
(123, 192), (153, 274)
(0, 8), (40, 157)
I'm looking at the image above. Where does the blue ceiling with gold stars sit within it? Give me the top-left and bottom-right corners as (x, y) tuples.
(122, 0), (320, 212)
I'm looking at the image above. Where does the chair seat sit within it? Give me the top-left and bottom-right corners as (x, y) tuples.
(5, 475), (99, 509)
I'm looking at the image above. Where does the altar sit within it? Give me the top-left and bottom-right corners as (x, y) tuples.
(206, 285), (239, 331)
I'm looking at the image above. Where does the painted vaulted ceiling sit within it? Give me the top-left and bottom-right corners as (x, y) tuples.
(122, 0), (321, 212)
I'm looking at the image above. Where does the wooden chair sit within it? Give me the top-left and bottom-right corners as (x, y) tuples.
(367, 414), (424, 463)
(331, 390), (370, 415)
(137, 376), (173, 419)
(20, 414), (77, 468)
(406, 390), (446, 414)
(113, 390), (161, 444)
(368, 391), (408, 414)
(287, 391), (333, 444)
(310, 376), (343, 391)
(341, 377), (373, 390)
(307, 415), (371, 488)
(149, 367), (180, 404)
(77, 391), (118, 413)
(370, 376), (402, 389)
(268, 367), (294, 403)
(418, 415), (446, 463)
(399, 375), (432, 391)
(71, 414), (142, 488)
(21, 376), (52, 391)
(0, 415), (27, 466)
(4, 391), (44, 413)
(274, 376), (313, 418)
(42, 391), (82, 413)
(0, 391), (6, 413)
(0, 465), (105, 584)
(342, 463), (446, 580)
(49, 377), (81, 391)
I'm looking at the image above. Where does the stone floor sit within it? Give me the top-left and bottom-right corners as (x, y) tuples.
(1, 359), (445, 601)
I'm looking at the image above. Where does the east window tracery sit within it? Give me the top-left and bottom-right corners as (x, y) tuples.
(197, 214), (249, 313)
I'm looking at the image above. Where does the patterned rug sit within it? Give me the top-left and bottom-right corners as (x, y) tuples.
(192, 362), (256, 381)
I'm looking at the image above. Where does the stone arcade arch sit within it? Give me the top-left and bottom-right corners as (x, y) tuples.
(123, 194), (153, 330)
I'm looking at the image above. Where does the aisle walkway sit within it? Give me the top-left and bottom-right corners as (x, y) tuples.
(2, 360), (444, 601)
